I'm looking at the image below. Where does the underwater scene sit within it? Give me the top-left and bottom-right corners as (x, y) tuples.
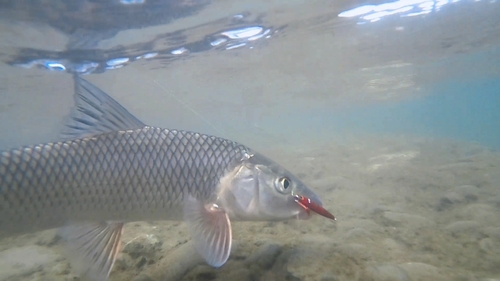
(0, 0), (499, 281)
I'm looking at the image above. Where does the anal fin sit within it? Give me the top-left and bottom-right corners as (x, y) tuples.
(59, 221), (124, 281)
(184, 196), (232, 267)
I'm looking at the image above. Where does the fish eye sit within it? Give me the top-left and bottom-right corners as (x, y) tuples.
(275, 177), (291, 193)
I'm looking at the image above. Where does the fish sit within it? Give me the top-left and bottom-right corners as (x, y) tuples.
(0, 75), (335, 281)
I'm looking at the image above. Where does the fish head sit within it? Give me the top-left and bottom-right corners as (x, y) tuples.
(218, 151), (335, 221)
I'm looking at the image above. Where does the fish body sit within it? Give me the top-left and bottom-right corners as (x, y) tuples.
(1, 126), (249, 234)
(0, 76), (335, 280)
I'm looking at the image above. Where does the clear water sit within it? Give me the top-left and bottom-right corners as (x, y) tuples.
(0, 0), (499, 280)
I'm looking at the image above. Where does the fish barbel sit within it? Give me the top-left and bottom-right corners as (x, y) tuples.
(0, 76), (335, 280)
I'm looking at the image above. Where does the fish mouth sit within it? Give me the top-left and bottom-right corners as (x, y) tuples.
(294, 194), (336, 220)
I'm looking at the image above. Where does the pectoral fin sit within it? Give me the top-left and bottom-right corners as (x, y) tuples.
(183, 196), (232, 267)
(58, 221), (124, 281)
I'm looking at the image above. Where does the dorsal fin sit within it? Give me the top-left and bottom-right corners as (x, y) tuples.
(61, 75), (146, 140)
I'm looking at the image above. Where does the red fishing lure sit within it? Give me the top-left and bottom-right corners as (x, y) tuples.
(294, 194), (336, 220)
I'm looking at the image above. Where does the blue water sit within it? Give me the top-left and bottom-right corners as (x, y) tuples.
(413, 78), (500, 147)
(309, 77), (500, 149)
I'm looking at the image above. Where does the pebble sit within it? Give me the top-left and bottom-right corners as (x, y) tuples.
(383, 238), (406, 252)
(320, 273), (340, 281)
(49, 262), (70, 275)
(369, 204), (405, 215)
(309, 176), (342, 190)
(460, 204), (499, 224)
(189, 265), (216, 281)
(363, 264), (410, 281)
(436, 186), (480, 211)
(0, 245), (59, 281)
(261, 248), (299, 280)
(441, 190), (463, 205)
(131, 273), (154, 281)
(486, 195), (500, 209)
(479, 238), (495, 253)
(345, 228), (371, 241)
(136, 256), (147, 268)
(29, 272), (44, 281)
(225, 268), (254, 281)
(284, 244), (337, 281)
(339, 219), (384, 233)
(454, 185), (480, 199)
(245, 242), (282, 270)
(137, 241), (203, 281)
(297, 234), (335, 247)
(438, 191), (463, 207)
(122, 234), (162, 259)
(35, 230), (59, 247)
(63, 274), (80, 281)
(114, 254), (133, 272)
(398, 262), (443, 281)
(382, 212), (436, 228)
(481, 227), (500, 240)
(336, 243), (370, 260)
(444, 221), (481, 235)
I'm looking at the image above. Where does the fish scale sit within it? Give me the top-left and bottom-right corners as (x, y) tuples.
(0, 126), (249, 237)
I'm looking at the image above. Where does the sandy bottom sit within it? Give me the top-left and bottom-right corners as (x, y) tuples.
(1, 135), (499, 281)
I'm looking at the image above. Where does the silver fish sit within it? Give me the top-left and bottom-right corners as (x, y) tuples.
(0, 76), (335, 280)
